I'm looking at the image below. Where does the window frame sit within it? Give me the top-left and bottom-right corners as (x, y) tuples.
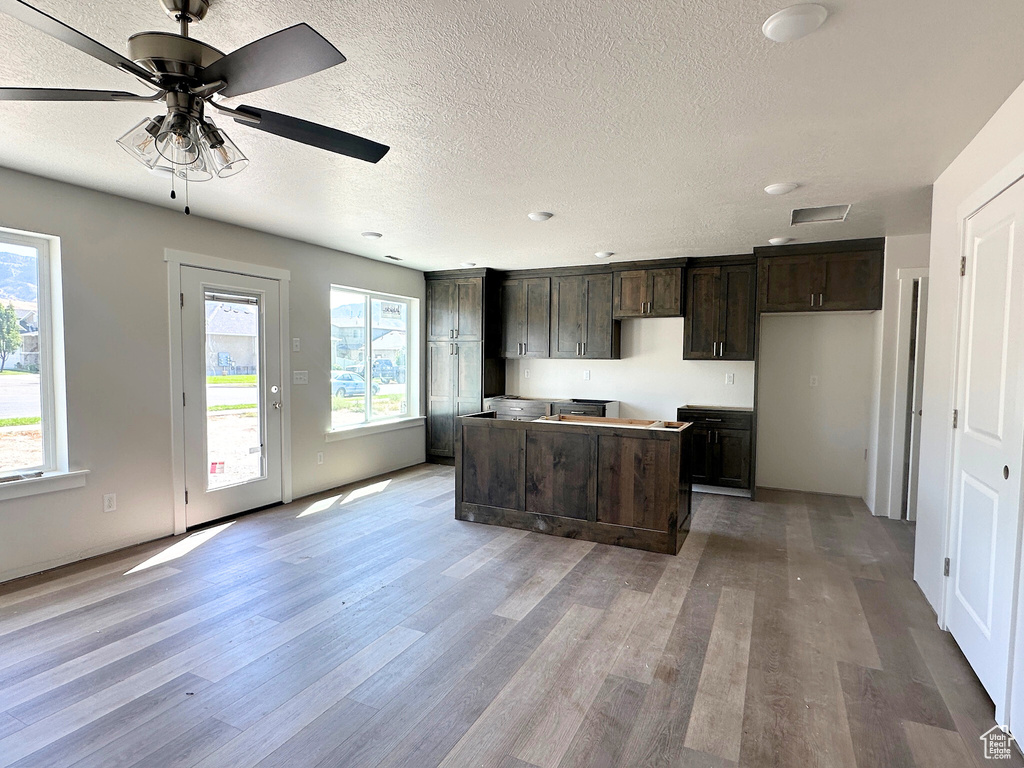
(0, 227), (69, 485)
(329, 285), (415, 431)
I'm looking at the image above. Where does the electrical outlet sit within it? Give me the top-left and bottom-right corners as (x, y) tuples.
(810, 375), (819, 388)
(583, 370), (591, 381)
(292, 337), (301, 352)
(316, 451), (324, 465)
(103, 493), (116, 512)
(725, 373), (735, 385)
(524, 369), (530, 379)
(293, 370), (308, 385)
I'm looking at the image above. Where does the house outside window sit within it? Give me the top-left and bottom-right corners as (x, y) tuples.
(0, 229), (65, 478)
(330, 286), (414, 430)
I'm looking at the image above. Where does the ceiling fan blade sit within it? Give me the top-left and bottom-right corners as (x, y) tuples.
(0, 87), (157, 101)
(200, 24), (346, 98)
(233, 105), (389, 164)
(0, 0), (155, 82)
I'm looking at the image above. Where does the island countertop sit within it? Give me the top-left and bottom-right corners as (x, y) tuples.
(455, 411), (693, 554)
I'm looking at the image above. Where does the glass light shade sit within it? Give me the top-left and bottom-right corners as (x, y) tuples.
(116, 116), (165, 169)
(156, 112), (200, 166)
(205, 125), (249, 178)
(173, 125), (214, 181)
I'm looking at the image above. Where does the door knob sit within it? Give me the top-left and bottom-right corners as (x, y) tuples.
(272, 401), (282, 410)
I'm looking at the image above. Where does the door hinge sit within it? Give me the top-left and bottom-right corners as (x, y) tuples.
(185, 489), (189, 505)
(183, 392), (186, 407)
(944, 557), (950, 577)
(960, 256), (966, 277)
(952, 409), (958, 429)
(180, 292), (184, 308)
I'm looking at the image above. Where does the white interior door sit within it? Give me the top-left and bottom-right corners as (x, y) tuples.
(181, 266), (283, 528)
(947, 179), (1024, 723)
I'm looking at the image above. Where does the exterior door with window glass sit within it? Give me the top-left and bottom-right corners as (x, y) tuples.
(0, 235), (54, 479)
(181, 266), (283, 528)
(330, 287), (410, 430)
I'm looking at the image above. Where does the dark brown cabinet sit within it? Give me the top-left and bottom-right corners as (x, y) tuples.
(613, 267), (683, 318)
(427, 277), (483, 341)
(425, 271), (504, 460)
(550, 273), (620, 359)
(757, 239), (884, 313)
(683, 262), (756, 360)
(677, 407), (753, 490)
(501, 277), (550, 358)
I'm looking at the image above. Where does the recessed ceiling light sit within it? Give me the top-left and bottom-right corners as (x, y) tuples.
(595, 251), (614, 259)
(460, 262), (477, 267)
(361, 231), (383, 239)
(527, 212), (554, 222)
(384, 255), (402, 261)
(764, 182), (799, 196)
(769, 237), (795, 246)
(762, 4), (828, 43)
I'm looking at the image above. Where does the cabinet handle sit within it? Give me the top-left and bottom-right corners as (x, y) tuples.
(810, 294), (814, 307)
(454, 329), (459, 338)
(707, 431), (712, 444)
(523, 342), (527, 355)
(454, 344), (458, 356)
(510, 407), (524, 411)
(582, 341), (587, 356)
(706, 418), (722, 422)
(576, 342), (581, 356)
(450, 329), (454, 338)
(570, 411), (586, 415)
(819, 293), (823, 306)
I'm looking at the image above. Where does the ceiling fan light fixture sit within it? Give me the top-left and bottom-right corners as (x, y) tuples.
(175, 139), (215, 182)
(156, 112), (200, 165)
(205, 125), (249, 178)
(116, 115), (166, 169)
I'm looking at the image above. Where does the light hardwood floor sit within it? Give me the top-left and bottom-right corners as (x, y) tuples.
(0, 463), (1017, 767)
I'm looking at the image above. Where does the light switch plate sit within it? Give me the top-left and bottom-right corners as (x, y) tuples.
(292, 337), (301, 352)
(293, 370), (309, 385)
(317, 451), (324, 465)
(810, 375), (819, 388)
(524, 369), (530, 379)
(725, 373), (735, 385)
(103, 493), (116, 512)
(583, 370), (591, 381)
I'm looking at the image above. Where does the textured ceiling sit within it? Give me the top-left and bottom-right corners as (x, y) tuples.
(1, 0), (1023, 270)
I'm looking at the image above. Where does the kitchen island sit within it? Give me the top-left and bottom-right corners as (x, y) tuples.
(455, 412), (693, 554)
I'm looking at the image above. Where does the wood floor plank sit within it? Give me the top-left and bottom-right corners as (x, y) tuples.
(253, 697), (377, 768)
(195, 625), (423, 767)
(0, 713), (24, 741)
(556, 674), (646, 768)
(903, 720), (977, 768)
(683, 586), (755, 762)
(493, 539), (596, 620)
(441, 528), (529, 579)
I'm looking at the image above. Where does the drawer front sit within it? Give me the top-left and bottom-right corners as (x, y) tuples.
(551, 402), (605, 417)
(488, 399), (550, 418)
(676, 408), (753, 431)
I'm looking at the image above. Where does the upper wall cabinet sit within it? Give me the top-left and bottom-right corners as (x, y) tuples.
(683, 261), (756, 360)
(427, 277), (483, 341)
(756, 238), (885, 313)
(501, 277), (551, 358)
(613, 267), (683, 318)
(550, 273), (620, 359)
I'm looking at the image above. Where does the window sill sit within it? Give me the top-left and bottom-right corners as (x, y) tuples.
(325, 416), (425, 442)
(0, 469), (89, 502)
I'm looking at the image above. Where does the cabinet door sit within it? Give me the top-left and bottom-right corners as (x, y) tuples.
(523, 277), (551, 357)
(582, 273), (617, 358)
(614, 270), (648, 318)
(648, 268), (683, 316)
(550, 275), (584, 358)
(426, 280), (455, 340)
(689, 427), (712, 485)
(719, 264), (756, 360)
(713, 428), (751, 489)
(500, 279), (524, 358)
(426, 341), (454, 456)
(758, 255), (818, 312)
(453, 278), (483, 341)
(818, 250), (883, 310)
(454, 342), (483, 415)
(683, 267), (720, 360)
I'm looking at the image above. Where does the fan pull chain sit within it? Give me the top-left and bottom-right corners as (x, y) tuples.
(170, 171), (176, 200)
(184, 172), (191, 216)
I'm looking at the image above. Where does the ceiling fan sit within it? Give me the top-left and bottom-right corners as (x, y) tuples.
(0, 0), (390, 185)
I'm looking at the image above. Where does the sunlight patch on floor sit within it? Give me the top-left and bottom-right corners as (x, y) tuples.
(296, 479), (392, 518)
(124, 521), (235, 574)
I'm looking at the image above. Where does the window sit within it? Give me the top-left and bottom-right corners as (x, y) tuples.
(330, 286), (412, 429)
(0, 229), (63, 478)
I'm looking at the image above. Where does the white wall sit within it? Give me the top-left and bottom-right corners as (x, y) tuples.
(0, 168), (425, 584)
(508, 317), (754, 418)
(756, 313), (875, 497)
(866, 234), (931, 515)
(916, 77), (1024, 614)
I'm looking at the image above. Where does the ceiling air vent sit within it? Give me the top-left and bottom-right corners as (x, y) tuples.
(790, 204), (851, 225)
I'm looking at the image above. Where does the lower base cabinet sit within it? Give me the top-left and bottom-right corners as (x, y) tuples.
(677, 407), (753, 491)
